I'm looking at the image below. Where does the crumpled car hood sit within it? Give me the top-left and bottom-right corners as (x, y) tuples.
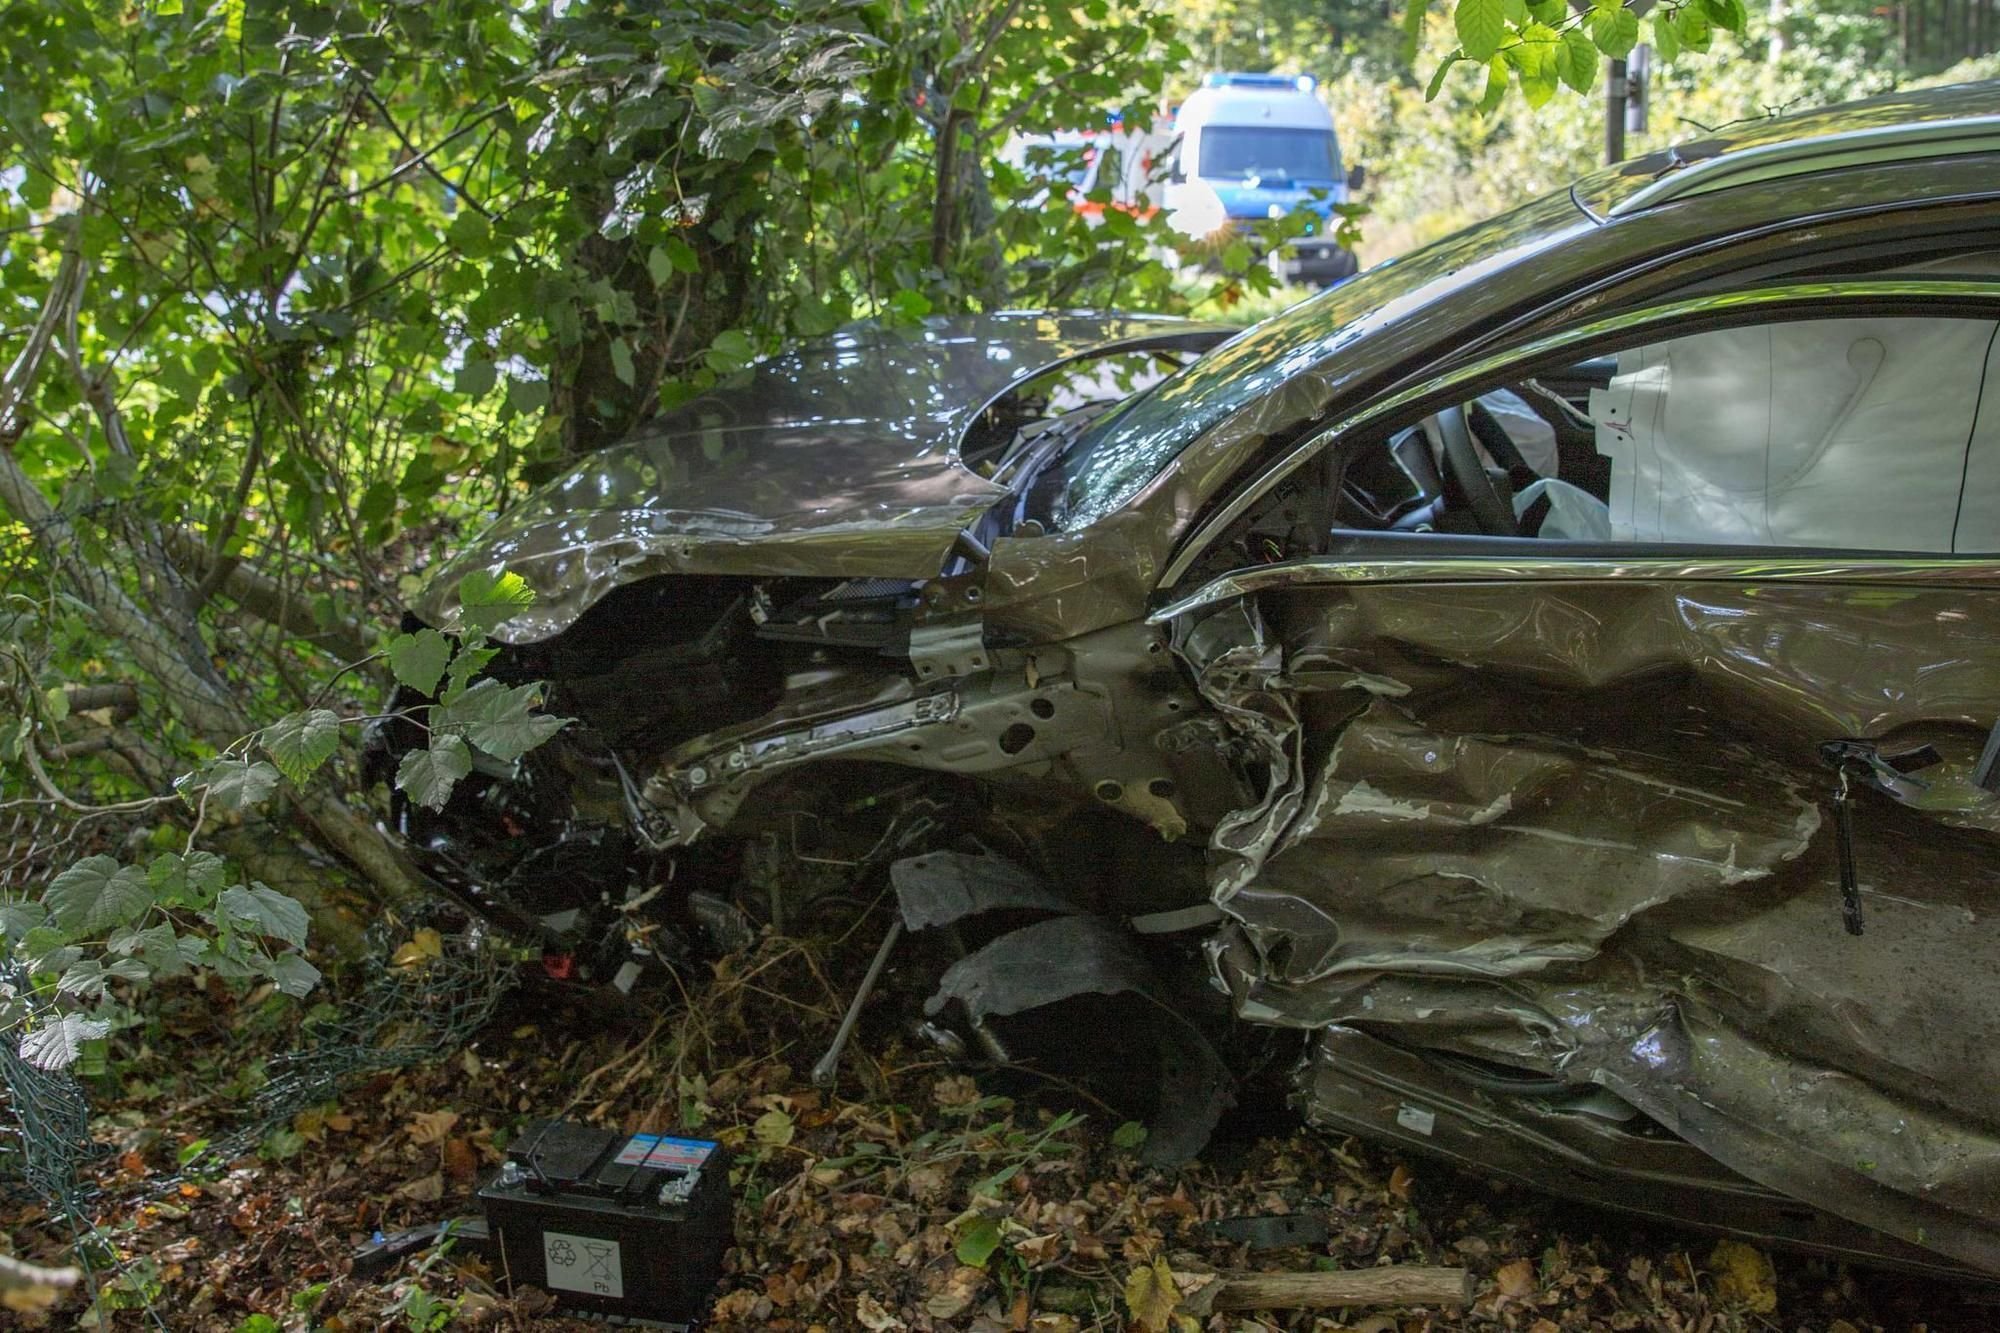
(414, 313), (1228, 643)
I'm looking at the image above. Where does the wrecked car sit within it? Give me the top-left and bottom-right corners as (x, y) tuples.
(379, 83), (2000, 1277)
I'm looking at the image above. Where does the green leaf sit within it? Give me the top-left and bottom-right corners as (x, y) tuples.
(1425, 51), (1463, 101)
(448, 209), (492, 258)
(397, 735), (472, 811)
(663, 236), (699, 274)
(439, 679), (569, 762)
(262, 709), (342, 785)
(265, 952), (321, 998)
(1500, 0), (1527, 22)
(260, 1127), (305, 1162)
(1526, 0), (1565, 21)
(1703, 0), (1747, 30)
(1111, 1120), (1150, 1150)
(57, 956), (149, 998)
(954, 1215), (1003, 1268)
(1477, 55), (1510, 112)
(1453, 0), (1507, 62)
(43, 855), (152, 933)
(387, 628), (452, 696)
(1556, 25), (1599, 92)
(201, 758), (280, 811)
(1589, 3), (1640, 58)
(1508, 21), (1559, 106)
(453, 356), (497, 398)
(1675, 3), (1712, 51)
(647, 245), (674, 287)
(1651, 10), (1682, 60)
(147, 851), (228, 908)
(43, 686), (68, 724)
(20, 1013), (110, 1071)
(0, 901), (46, 941)
(1401, 0), (1430, 61)
(106, 922), (163, 959)
(356, 478), (397, 531)
(219, 884), (311, 948)
(704, 329), (756, 374)
(610, 337), (636, 387)
(507, 377), (550, 415)
(456, 569), (536, 636)
(109, 923), (197, 977)
(442, 644), (499, 703)
(224, 0), (244, 42)
(889, 288), (932, 321)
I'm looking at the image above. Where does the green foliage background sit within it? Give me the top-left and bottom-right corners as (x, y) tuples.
(0, 0), (1988, 1076)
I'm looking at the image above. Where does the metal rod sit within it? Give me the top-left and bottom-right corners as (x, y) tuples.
(810, 918), (904, 1088)
(1604, 57), (1627, 165)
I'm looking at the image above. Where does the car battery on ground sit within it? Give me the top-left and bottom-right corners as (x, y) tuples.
(476, 1118), (732, 1329)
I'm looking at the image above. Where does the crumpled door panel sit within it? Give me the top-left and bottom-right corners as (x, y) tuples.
(1172, 576), (2000, 1272)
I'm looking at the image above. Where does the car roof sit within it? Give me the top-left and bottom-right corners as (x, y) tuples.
(1176, 82), (1334, 132)
(1574, 79), (2000, 217)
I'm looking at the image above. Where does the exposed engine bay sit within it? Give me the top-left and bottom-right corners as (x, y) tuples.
(365, 569), (1248, 1163)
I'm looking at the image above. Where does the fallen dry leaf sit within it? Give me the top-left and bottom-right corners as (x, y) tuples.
(391, 927), (444, 969)
(395, 1171), (444, 1202)
(855, 1292), (906, 1330)
(753, 1106), (796, 1148)
(925, 1265), (986, 1320)
(441, 1137), (479, 1183)
(1707, 1239), (1777, 1314)
(407, 1109), (460, 1146)
(1494, 1257), (1537, 1301)
(1123, 1255), (1181, 1333)
(933, 1074), (980, 1108)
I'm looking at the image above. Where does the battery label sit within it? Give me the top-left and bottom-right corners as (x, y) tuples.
(543, 1230), (623, 1299)
(614, 1133), (717, 1171)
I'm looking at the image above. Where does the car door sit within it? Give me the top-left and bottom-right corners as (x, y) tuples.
(1158, 278), (2000, 1273)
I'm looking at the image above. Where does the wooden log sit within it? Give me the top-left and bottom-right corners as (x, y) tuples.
(1198, 1266), (1474, 1313)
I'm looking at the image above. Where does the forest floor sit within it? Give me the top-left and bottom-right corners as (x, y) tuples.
(4, 930), (1995, 1333)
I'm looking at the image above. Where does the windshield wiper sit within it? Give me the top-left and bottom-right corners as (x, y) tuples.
(998, 411), (1096, 497)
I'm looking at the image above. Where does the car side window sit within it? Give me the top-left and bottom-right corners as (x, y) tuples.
(1333, 313), (2000, 554)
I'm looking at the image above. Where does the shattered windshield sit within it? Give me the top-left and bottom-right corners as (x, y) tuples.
(1039, 188), (1591, 531)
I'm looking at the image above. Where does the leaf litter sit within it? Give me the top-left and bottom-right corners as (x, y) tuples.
(2, 931), (1994, 1331)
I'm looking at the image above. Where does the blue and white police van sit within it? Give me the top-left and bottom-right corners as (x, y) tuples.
(1162, 72), (1362, 287)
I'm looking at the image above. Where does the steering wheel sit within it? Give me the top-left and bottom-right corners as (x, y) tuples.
(1429, 402), (1518, 536)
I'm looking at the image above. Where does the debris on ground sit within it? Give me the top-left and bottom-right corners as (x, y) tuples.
(0, 931), (1993, 1330)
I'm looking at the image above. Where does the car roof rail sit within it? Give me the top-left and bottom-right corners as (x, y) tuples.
(1609, 114), (2000, 217)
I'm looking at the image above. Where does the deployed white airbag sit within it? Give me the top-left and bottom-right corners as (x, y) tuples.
(1954, 332), (2000, 551)
(1589, 317), (1997, 551)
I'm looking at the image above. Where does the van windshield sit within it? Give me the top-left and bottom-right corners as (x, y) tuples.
(1199, 127), (1339, 183)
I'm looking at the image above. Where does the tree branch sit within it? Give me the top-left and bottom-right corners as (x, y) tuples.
(160, 527), (372, 664)
(185, 409), (265, 615)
